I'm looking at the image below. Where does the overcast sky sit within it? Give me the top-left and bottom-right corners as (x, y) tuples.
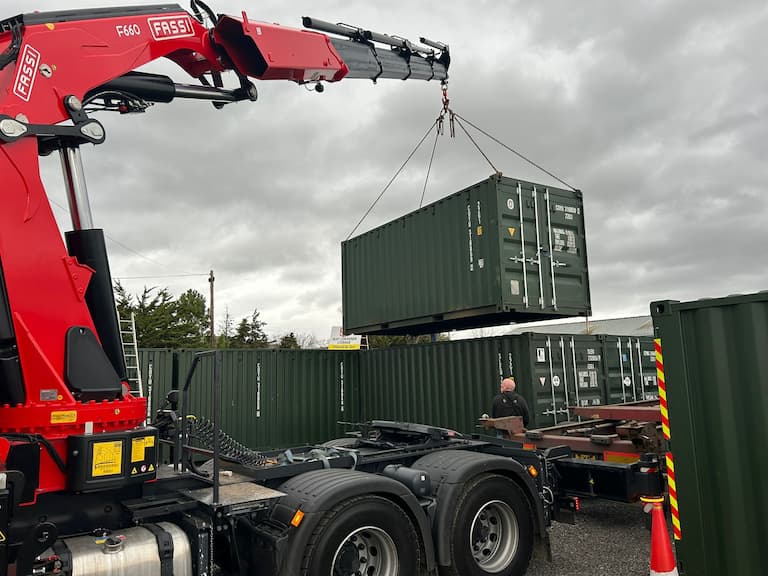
(4, 0), (766, 343)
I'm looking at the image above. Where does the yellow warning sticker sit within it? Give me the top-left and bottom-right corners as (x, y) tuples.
(50, 410), (77, 424)
(0, 530), (6, 542)
(477, 225), (483, 236)
(131, 435), (156, 462)
(131, 437), (146, 463)
(149, 464), (155, 472)
(91, 441), (123, 477)
(131, 467), (138, 475)
(508, 227), (516, 238)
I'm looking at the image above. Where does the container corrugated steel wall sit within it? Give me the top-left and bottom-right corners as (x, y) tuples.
(652, 292), (768, 576)
(138, 349), (176, 417)
(342, 175), (591, 336)
(140, 349), (360, 451)
(360, 338), (501, 433)
(140, 333), (652, 448)
(273, 350), (360, 447)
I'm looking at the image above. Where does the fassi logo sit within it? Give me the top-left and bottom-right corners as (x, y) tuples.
(13, 44), (41, 102)
(147, 15), (195, 40)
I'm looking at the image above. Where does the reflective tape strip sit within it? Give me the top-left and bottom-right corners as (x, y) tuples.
(655, 339), (670, 440)
(666, 451), (682, 540)
(657, 339), (682, 540)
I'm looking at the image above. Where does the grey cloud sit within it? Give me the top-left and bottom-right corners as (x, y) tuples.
(4, 0), (766, 338)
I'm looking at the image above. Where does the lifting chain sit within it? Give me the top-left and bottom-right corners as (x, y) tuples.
(437, 81), (455, 137)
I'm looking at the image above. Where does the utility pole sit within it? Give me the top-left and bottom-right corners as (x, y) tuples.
(209, 270), (215, 348)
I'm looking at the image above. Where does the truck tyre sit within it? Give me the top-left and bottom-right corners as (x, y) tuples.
(300, 495), (423, 576)
(440, 474), (533, 576)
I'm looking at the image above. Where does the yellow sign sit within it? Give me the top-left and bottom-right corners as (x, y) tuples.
(91, 441), (123, 477)
(477, 225), (483, 236)
(131, 436), (154, 463)
(0, 530), (6, 542)
(508, 227), (516, 238)
(328, 342), (361, 350)
(50, 410), (77, 424)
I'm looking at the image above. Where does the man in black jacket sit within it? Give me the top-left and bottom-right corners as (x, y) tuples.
(491, 377), (530, 427)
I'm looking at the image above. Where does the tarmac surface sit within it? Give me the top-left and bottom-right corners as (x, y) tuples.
(526, 499), (652, 576)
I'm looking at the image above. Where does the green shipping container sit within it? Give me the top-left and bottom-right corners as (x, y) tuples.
(498, 333), (655, 429)
(360, 337), (501, 434)
(359, 333), (654, 432)
(342, 174), (591, 335)
(652, 291), (768, 576)
(139, 349), (360, 451)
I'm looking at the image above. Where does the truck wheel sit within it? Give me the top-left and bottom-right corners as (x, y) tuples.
(441, 474), (533, 576)
(300, 495), (423, 576)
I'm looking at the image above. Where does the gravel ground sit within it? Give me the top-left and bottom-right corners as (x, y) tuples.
(526, 499), (652, 576)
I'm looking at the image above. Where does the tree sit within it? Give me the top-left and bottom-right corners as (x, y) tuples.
(114, 281), (133, 321)
(173, 289), (209, 347)
(278, 332), (300, 349)
(133, 287), (178, 348)
(114, 284), (210, 348)
(217, 307), (235, 348)
(231, 309), (270, 348)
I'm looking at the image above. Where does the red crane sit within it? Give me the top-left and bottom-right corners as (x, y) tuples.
(0, 3), (448, 499)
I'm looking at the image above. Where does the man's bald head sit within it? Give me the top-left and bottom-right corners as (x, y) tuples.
(500, 377), (516, 393)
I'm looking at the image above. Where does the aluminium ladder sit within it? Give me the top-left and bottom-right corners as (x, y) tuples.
(118, 312), (144, 401)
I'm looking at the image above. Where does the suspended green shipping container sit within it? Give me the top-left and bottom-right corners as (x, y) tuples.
(342, 174), (591, 335)
(652, 291), (768, 576)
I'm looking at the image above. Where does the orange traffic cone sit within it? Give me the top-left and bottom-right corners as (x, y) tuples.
(641, 496), (678, 576)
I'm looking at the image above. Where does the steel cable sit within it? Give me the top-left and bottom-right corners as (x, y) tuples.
(346, 116), (439, 240)
(453, 112), (578, 191)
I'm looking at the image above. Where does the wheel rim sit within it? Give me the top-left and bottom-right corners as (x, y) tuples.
(469, 499), (519, 573)
(331, 525), (399, 576)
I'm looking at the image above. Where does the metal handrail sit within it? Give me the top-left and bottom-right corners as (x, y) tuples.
(178, 349), (223, 505)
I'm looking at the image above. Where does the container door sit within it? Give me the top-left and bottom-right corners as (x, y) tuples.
(528, 336), (569, 426)
(632, 338), (658, 400)
(566, 337), (604, 408)
(540, 187), (589, 314)
(611, 338), (640, 402)
(499, 181), (588, 316)
(499, 181), (541, 312)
